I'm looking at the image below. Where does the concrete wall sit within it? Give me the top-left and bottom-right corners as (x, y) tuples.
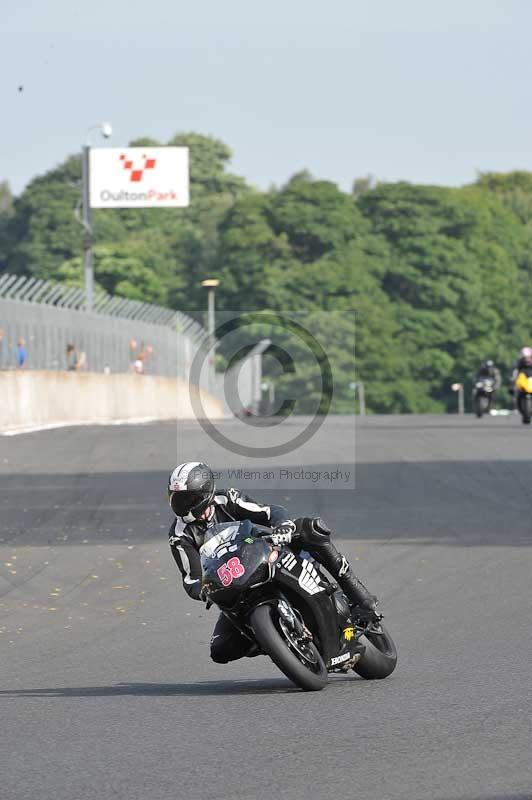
(0, 371), (225, 433)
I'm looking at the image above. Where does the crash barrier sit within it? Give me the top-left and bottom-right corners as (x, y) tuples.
(0, 371), (225, 434)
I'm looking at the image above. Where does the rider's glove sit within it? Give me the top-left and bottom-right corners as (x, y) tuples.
(270, 520), (297, 546)
(199, 585), (208, 602)
(199, 586), (213, 609)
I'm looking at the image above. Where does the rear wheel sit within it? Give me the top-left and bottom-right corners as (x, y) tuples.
(520, 393), (532, 424)
(250, 603), (327, 691)
(353, 622), (397, 680)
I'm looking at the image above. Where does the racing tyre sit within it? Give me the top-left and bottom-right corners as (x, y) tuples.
(523, 395), (532, 424)
(354, 622), (397, 680)
(475, 395), (489, 418)
(250, 603), (328, 692)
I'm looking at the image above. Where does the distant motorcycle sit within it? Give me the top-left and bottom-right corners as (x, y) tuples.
(200, 520), (397, 692)
(515, 368), (532, 424)
(473, 377), (495, 418)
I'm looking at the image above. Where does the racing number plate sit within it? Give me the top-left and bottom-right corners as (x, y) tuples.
(216, 556), (245, 587)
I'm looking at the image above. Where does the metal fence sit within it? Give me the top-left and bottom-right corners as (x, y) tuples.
(0, 273), (269, 413)
(0, 273), (213, 391)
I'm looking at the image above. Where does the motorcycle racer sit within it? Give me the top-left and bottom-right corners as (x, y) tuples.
(474, 359), (501, 389)
(167, 462), (379, 664)
(509, 347), (532, 395)
(472, 359), (501, 410)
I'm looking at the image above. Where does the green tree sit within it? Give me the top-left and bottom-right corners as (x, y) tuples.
(269, 174), (362, 263)
(0, 181), (14, 218)
(0, 181), (14, 256)
(1, 156), (82, 277)
(475, 171), (532, 224)
(358, 181), (530, 408)
(214, 175), (406, 412)
(57, 245), (167, 304)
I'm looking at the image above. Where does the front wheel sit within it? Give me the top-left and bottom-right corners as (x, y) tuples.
(474, 393), (488, 418)
(354, 622), (397, 680)
(519, 393), (532, 424)
(250, 603), (327, 691)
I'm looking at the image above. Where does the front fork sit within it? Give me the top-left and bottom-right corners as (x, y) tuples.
(220, 592), (298, 645)
(276, 596), (313, 641)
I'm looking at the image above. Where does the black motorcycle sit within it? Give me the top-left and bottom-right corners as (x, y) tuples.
(473, 377), (495, 418)
(200, 519), (397, 692)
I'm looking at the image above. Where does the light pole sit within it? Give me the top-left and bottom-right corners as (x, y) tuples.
(350, 381), (366, 415)
(201, 279), (219, 393)
(451, 382), (464, 414)
(201, 278), (219, 350)
(357, 381), (366, 416)
(81, 122), (112, 311)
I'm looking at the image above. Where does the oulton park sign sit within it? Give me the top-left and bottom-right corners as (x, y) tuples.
(89, 147), (189, 208)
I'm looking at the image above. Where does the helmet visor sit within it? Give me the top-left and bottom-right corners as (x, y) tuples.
(170, 490), (204, 517)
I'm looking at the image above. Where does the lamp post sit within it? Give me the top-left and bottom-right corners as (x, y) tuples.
(81, 122), (112, 311)
(200, 278), (219, 395)
(357, 381), (366, 416)
(350, 381), (366, 415)
(200, 278), (220, 349)
(451, 382), (464, 414)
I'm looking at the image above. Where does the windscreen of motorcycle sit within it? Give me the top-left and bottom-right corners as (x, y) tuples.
(200, 519), (254, 559)
(200, 520), (272, 605)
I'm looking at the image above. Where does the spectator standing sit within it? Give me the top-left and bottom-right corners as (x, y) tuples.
(76, 350), (87, 371)
(143, 344), (154, 374)
(16, 338), (27, 368)
(66, 343), (87, 371)
(66, 343), (78, 371)
(130, 339), (152, 374)
(132, 353), (145, 374)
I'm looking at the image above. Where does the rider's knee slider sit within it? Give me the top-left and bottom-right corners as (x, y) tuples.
(313, 518), (332, 537)
(295, 516), (332, 546)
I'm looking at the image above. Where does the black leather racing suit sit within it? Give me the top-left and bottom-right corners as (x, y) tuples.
(474, 365), (501, 388)
(168, 488), (375, 663)
(474, 364), (501, 405)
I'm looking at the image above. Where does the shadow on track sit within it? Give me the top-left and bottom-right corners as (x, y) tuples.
(442, 796), (531, 800)
(0, 676), (360, 698)
(4, 459), (532, 547)
(0, 680), (298, 697)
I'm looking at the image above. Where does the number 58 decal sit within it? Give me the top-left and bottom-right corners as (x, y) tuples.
(217, 557), (245, 586)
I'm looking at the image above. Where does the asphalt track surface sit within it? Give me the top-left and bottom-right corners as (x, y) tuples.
(1, 415), (531, 800)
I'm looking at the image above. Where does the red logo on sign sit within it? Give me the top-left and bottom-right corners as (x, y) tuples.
(119, 153), (157, 183)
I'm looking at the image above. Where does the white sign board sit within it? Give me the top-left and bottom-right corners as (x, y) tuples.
(89, 147), (189, 208)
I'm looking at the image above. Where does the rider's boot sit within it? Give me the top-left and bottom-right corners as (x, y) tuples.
(325, 549), (380, 619)
(295, 517), (381, 621)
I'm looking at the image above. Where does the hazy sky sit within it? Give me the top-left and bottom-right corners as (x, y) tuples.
(2, 0), (532, 195)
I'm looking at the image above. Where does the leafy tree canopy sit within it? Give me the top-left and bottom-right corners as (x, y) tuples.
(3, 134), (532, 413)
